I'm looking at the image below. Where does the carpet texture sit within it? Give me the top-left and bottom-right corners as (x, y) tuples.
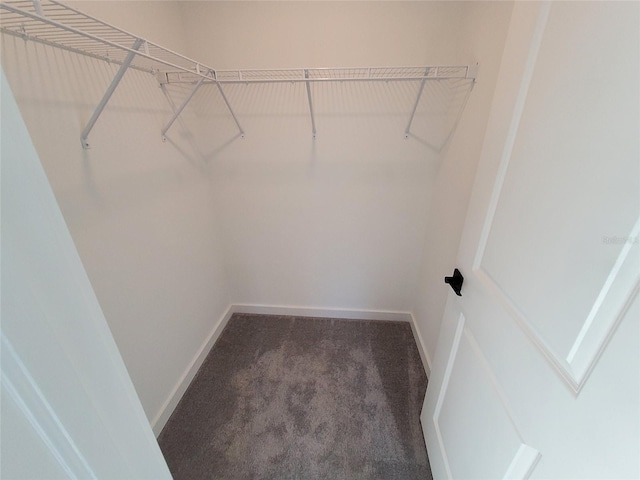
(158, 313), (431, 479)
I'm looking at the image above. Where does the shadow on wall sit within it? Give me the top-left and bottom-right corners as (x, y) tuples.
(0, 34), (220, 216)
(160, 75), (475, 162)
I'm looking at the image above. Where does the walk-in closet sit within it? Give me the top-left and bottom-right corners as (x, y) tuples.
(2, 1), (639, 479)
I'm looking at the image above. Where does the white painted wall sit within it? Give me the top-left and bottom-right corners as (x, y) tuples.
(178, 1), (471, 311)
(179, 2), (466, 69)
(66, 0), (189, 54)
(411, 1), (514, 373)
(1, 67), (170, 479)
(1, 2), (232, 432)
(1, 1), (513, 433)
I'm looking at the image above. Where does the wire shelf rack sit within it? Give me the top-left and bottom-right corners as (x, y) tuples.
(159, 66), (472, 85)
(0, 0), (477, 145)
(0, 0), (208, 75)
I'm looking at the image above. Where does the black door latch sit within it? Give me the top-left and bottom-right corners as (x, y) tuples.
(444, 269), (464, 296)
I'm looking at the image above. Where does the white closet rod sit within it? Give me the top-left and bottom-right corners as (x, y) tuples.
(1, 0), (477, 144)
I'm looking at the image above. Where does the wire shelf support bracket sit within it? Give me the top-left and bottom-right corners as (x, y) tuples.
(31, 0), (42, 16)
(212, 71), (245, 139)
(404, 67), (432, 139)
(304, 69), (317, 139)
(161, 67), (211, 142)
(81, 38), (143, 149)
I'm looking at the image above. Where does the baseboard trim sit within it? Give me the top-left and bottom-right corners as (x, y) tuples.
(408, 313), (432, 379)
(231, 304), (413, 323)
(151, 303), (430, 436)
(151, 304), (235, 436)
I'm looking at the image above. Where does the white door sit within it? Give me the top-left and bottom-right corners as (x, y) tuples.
(422, 2), (639, 479)
(1, 68), (172, 478)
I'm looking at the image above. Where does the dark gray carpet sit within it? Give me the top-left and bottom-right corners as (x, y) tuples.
(158, 313), (431, 479)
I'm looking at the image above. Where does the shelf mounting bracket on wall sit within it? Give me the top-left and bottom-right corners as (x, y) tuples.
(161, 66), (211, 142)
(404, 67), (431, 139)
(80, 38), (143, 149)
(31, 0), (44, 16)
(212, 71), (245, 139)
(304, 69), (317, 139)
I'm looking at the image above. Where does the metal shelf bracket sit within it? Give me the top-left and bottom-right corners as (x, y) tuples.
(404, 67), (431, 139)
(161, 69), (211, 141)
(31, 0), (43, 16)
(81, 38), (143, 149)
(213, 72), (245, 139)
(304, 69), (317, 138)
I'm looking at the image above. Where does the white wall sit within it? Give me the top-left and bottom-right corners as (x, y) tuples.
(1, 1), (513, 433)
(180, 2), (466, 69)
(411, 1), (514, 372)
(178, 1), (471, 311)
(1, 2), (232, 432)
(66, 0), (189, 54)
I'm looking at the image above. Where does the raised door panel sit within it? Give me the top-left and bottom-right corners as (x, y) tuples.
(475, 1), (639, 390)
(423, 2), (639, 478)
(431, 314), (539, 480)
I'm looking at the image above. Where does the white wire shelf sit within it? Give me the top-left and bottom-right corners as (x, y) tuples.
(156, 66), (473, 85)
(0, 0), (477, 145)
(0, 0), (210, 76)
(0, 2), (474, 83)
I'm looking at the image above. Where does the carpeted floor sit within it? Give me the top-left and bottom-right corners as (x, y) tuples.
(158, 313), (431, 479)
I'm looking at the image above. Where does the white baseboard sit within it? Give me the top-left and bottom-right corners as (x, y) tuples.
(151, 304), (431, 436)
(408, 313), (432, 379)
(231, 303), (413, 323)
(151, 304), (235, 436)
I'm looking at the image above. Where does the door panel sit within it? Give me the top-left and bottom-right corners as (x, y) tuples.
(422, 2), (639, 478)
(0, 68), (171, 479)
(478, 0), (639, 387)
(432, 313), (539, 480)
